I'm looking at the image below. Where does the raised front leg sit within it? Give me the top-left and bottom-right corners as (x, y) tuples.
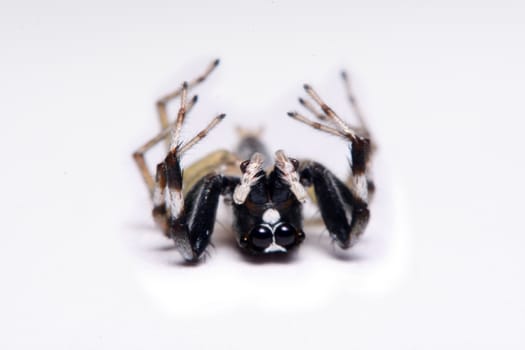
(287, 78), (374, 249)
(167, 170), (238, 261)
(299, 161), (369, 248)
(147, 82), (236, 262)
(156, 59), (220, 148)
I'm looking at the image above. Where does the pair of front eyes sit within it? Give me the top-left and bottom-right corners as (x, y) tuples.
(249, 223), (297, 251)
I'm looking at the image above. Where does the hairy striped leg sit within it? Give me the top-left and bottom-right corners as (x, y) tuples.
(151, 82), (239, 261)
(340, 71), (377, 199)
(156, 59), (220, 149)
(296, 71), (376, 199)
(133, 92), (198, 196)
(288, 83), (373, 248)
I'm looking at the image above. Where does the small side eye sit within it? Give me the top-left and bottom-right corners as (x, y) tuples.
(240, 159), (250, 173)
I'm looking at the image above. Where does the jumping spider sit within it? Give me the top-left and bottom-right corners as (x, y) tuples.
(133, 59), (375, 262)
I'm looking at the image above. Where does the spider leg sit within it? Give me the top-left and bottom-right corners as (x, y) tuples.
(156, 58), (220, 142)
(287, 111), (344, 138)
(150, 82), (244, 261)
(299, 161), (369, 249)
(182, 150), (240, 196)
(133, 91), (198, 197)
(340, 71), (372, 140)
(151, 148), (240, 237)
(149, 82), (199, 232)
(302, 83), (358, 138)
(288, 82), (374, 248)
(289, 84), (373, 204)
(154, 147), (239, 261)
(169, 172), (239, 261)
(297, 97), (329, 122)
(339, 72), (377, 200)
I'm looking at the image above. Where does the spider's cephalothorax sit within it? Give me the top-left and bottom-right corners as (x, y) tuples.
(232, 151), (306, 255)
(133, 59), (376, 262)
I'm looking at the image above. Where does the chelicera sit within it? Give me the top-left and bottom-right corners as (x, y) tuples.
(133, 59), (375, 262)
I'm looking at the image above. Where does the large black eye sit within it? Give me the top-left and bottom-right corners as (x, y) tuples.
(274, 223), (296, 248)
(249, 225), (273, 251)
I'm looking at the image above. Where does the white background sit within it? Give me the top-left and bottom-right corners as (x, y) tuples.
(1, 0), (524, 349)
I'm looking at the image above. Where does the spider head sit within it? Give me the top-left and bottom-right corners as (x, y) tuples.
(232, 151), (306, 255)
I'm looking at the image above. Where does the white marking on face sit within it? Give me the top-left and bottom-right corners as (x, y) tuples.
(264, 242), (287, 253)
(259, 223), (289, 253)
(274, 150), (308, 203)
(262, 208), (281, 225)
(233, 153), (265, 205)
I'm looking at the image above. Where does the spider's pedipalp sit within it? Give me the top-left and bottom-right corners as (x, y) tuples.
(233, 152), (265, 205)
(274, 149), (308, 203)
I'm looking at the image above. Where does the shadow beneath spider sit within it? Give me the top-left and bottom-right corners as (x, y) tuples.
(303, 232), (367, 262)
(235, 249), (300, 265)
(123, 220), (158, 234)
(130, 221), (365, 265)
(331, 249), (366, 262)
(149, 244), (177, 252)
(171, 259), (206, 267)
